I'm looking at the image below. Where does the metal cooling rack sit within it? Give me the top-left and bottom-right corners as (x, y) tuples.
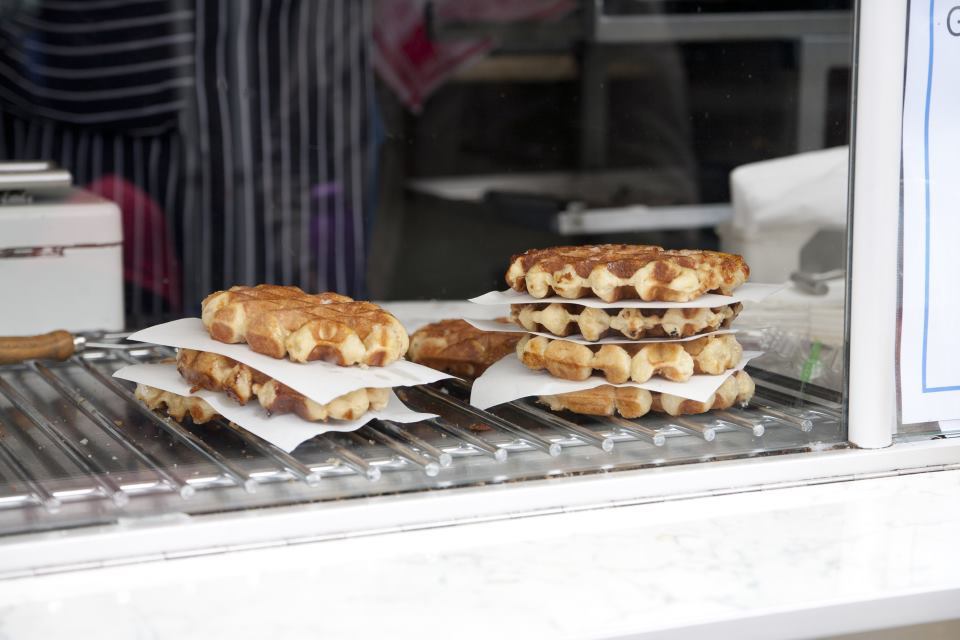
(0, 342), (846, 536)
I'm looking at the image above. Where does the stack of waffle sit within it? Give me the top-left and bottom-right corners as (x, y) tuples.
(469, 244), (758, 418)
(131, 285), (415, 424)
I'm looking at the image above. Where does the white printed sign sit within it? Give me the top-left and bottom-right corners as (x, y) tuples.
(901, 0), (960, 422)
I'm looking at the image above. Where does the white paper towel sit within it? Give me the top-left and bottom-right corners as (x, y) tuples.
(723, 146), (848, 282)
(729, 146), (848, 234)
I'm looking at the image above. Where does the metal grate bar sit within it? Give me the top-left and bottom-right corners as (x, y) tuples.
(0, 426), (60, 512)
(751, 404), (815, 431)
(664, 416), (717, 442)
(349, 429), (439, 477)
(510, 400), (614, 452)
(377, 420), (452, 468)
(751, 375), (843, 410)
(751, 382), (842, 420)
(212, 418), (321, 486)
(428, 418), (508, 462)
(714, 411), (767, 437)
(29, 362), (194, 499)
(74, 355), (259, 493)
(606, 416), (667, 447)
(0, 377), (128, 506)
(410, 386), (562, 457)
(314, 436), (381, 481)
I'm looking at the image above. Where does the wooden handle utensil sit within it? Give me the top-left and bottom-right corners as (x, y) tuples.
(0, 331), (77, 365)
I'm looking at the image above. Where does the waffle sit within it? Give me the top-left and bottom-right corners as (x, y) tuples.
(176, 348), (389, 421)
(651, 370), (756, 416)
(538, 371), (755, 418)
(255, 381), (389, 422)
(505, 244), (749, 302)
(511, 302), (742, 341)
(539, 385), (653, 419)
(177, 348), (267, 405)
(516, 333), (743, 383)
(135, 384), (219, 424)
(407, 319), (522, 378)
(201, 285), (409, 366)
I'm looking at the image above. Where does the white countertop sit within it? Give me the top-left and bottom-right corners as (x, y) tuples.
(1, 467), (959, 639)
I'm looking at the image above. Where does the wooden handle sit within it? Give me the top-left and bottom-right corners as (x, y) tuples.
(0, 331), (76, 365)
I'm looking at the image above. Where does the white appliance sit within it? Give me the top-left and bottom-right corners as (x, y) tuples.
(0, 164), (123, 335)
(720, 146), (849, 283)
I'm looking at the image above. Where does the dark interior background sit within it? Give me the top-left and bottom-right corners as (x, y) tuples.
(369, 0), (852, 299)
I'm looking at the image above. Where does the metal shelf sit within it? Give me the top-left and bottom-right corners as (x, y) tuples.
(0, 342), (846, 538)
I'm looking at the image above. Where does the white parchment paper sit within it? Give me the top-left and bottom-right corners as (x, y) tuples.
(469, 351), (761, 409)
(463, 318), (735, 346)
(114, 363), (437, 453)
(127, 318), (453, 405)
(468, 282), (785, 309)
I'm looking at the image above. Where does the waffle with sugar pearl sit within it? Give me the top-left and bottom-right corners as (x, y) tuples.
(407, 319), (522, 379)
(505, 244), (749, 303)
(510, 302), (741, 341)
(201, 285), (409, 366)
(538, 371), (755, 418)
(175, 348), (388, 422)
(135, 384), (219, 424)
(516, 333), (743, 384)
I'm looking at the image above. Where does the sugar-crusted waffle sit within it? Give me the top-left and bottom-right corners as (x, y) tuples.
(537, 370), (755, 418)
(516, 333), (743, 384)
(510, 302), (741, 341)
(505, 244), (749, 302)
(175, 348), (389, 422)
(201, 285), (409, 366)
(407, 318), (521, 378)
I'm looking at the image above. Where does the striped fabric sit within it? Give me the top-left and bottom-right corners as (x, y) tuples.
(0, 0), (194, 135)
(0, 0), (376, 326)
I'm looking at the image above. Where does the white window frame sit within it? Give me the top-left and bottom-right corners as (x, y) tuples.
(847, 0), (907, 448)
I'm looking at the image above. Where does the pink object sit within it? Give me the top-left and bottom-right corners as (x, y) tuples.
(373, 0), (574, 112)
(86, 175), (182, 312)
